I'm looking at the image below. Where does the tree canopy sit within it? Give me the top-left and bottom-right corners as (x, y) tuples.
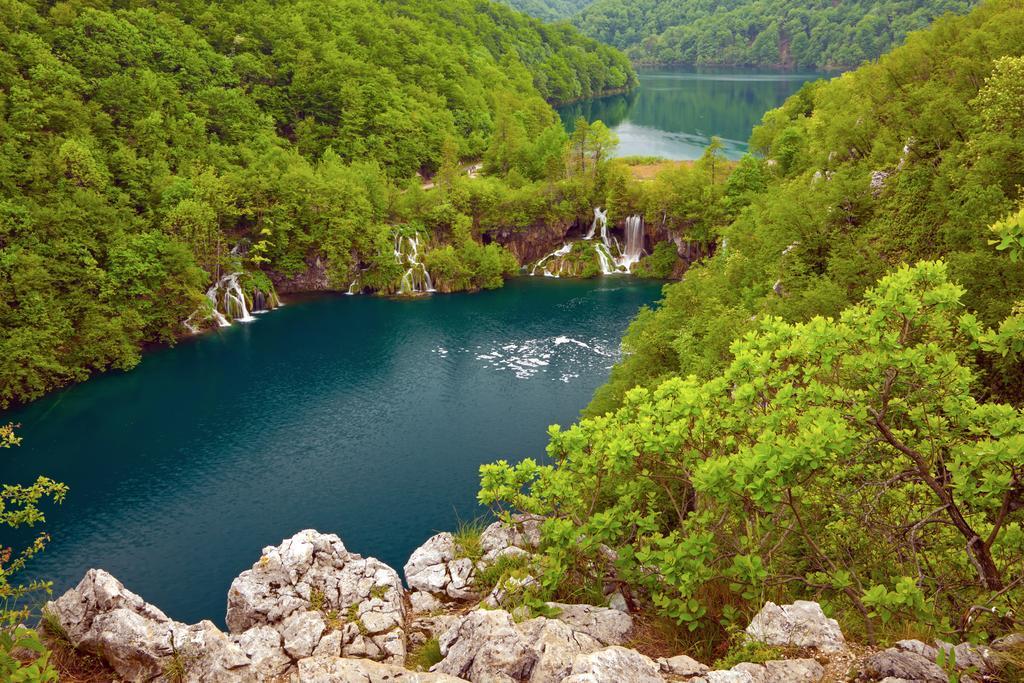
(588, 0), (1024, 416)
(0, 0), (636, 407)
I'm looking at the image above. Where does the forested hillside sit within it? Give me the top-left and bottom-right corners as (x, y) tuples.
(481, 0), (1024, 651)
(588, 0), (1024, 412)
(575, 0), (978, 68)
(0, 0), (635, 407)
(497, 0), (591, 22)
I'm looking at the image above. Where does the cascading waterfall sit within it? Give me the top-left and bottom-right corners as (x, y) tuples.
(394, 233), (435, 294)
(217, 273), (256, 323)
(614, 215), (645, 273)
(583, 207), (607, 240)
(531, 208), (645, 277)
(204, 285), (231, 328)
(531, 243), (573, 277)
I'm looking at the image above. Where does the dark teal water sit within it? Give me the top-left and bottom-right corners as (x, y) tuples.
(0, 277), (662, 625)
(558, 67), (827, 160)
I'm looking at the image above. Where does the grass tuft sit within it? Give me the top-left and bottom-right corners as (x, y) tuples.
(408, 637), (444, 671)
(452, 517), (487, 563)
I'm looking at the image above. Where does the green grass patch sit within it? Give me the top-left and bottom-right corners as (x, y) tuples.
(408, 637), (444, 671)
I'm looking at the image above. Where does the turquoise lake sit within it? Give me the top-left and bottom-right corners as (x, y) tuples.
(558, 67), (828, 160)
(0, 277), (662, 625)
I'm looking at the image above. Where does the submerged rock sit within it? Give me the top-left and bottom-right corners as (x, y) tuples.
(745, 600), (846, 653)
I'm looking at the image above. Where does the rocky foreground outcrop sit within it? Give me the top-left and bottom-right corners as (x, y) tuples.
(47, 530), (409, 681)
(45, 526), (1013, 682)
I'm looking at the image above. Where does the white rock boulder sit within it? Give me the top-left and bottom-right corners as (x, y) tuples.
(561, 646), (664, 683)
(745, 601), (846, 653)
(226, 529), (407, 665)
(433, 607), (636, 683)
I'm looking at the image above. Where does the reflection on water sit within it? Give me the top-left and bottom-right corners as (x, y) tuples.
(558, 67), (829, 160)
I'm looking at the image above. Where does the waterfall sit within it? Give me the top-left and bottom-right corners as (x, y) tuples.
(200, 273), (254, 328)
(205, 284), (231, 327)
(593, 242), (614, 274)
(394, 233), (435, 294)
(346, 279), (359, 295)
(531, 243), (573, 277)
(614, 215), (645, 273)
(184, 270), (282, 333)
(584, 207), (607, 240)
(530, 209), (646, 277)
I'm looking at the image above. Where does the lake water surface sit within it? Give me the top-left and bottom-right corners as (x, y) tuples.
(0, 277), (662, 625)
(558, 67), (828, 160)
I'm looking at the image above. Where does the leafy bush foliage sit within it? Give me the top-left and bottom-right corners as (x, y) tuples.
(591, 0), (1024, 416)
(0, 425), (65, 681)
(481, 262), (1024, 641)
(575, 0), (977, 68)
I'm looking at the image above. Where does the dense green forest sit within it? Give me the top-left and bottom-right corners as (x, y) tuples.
(503, 0), (980, 69)
(497, 0), (591, 23)
(587, 0), (1024, 415)
(477, 0), (1024, 650)
(0, 0), (636, 407)
(578, 0), (980, 67)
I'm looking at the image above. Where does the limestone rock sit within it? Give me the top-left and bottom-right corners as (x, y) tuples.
(483, 574), (539, 609)
(859, 647), (947, 682)
(729, 659), (825, 682)
(297, 655), (469, 682)
(562, 646), (664, 683)
(434, 609), (535, 681)
(894, 639), (937, 661)
(231, 625), (291, 680)
(545, 603), (632, 645)
(479, 515), (543, 563)
(45, 569), (253, 682)
(870, 170), (890, 196)
(693, 671), (756, 683)
(410, 590), (445, 613)
(226, 529), (407, 665)
(658, 653), (709, 677)
(745, 601), (846, 653)
(404, 532), (482, 601)
(281, 609), (325, 659)
(433, 608), (630, 683)
(935, 640), (989, 674)
(607, 592), (628, 613)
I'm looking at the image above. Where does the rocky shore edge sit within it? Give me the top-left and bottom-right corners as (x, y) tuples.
(39, 522), (1019, 682)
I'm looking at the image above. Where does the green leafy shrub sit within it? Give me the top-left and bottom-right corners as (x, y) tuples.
(0, 424), (65, 681)
(634, 241), (679, 279)
(480, 262), (1024, 643)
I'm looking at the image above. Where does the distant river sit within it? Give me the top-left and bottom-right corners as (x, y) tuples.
(558, 67), (829, 160)
(0, 277), (662, 625)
